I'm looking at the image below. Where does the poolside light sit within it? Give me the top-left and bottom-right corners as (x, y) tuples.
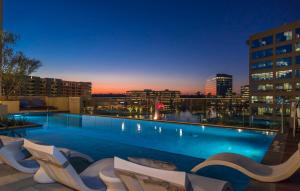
(238, 129), (242, 133)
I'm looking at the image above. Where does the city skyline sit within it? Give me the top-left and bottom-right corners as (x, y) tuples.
(4, 0), (300, 94)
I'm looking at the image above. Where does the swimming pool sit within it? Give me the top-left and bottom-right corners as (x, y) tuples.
(8, 112), (275, 191)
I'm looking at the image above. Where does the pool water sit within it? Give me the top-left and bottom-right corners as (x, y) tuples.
(9, 113), (275, 191)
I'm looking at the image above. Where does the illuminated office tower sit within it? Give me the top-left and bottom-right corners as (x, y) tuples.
(248, 20), (300, 120)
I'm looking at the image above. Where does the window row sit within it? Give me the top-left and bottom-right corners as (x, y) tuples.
(251, 96), (273, 104)
(251, 96), (295, 105)
(254, 106), (291, 116)
(254, 82), (300, 92)
(251, 57), (295, 70)
(252, 43), (300, 59)
(251, 69), (300, 80)
(251, 72), (273, 81)
(251, 28), (300, 48)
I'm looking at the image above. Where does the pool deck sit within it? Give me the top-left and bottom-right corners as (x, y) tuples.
(0, 164), (72, 191)
(246, 130), (300, 191)
(0, 131), (299, 191)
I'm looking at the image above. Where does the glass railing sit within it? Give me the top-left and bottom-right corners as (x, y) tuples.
(82, 97), (284, 130)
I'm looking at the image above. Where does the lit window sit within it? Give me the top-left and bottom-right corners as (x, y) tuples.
(276, 30), (293, 42)
(296, 83), (300, 90)
(296, 28), (300, 39)
(252, 60), (273, 70)
(276, 70), (292, 79)
(276, 44), (292, 55)
(275, 83), (292, 92)
(251, 36), (273, 48)
(296, 42), (300, 52)
(251, 96), (273, 104)
(251, 96), (258, 103)
(276, 57), (292, 67)
(258, 107), (273, 116)
(256, 84), (273, 91)
(251, 72), (273, 81)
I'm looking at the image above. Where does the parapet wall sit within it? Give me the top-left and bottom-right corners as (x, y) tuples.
(0, 96), (82, 114)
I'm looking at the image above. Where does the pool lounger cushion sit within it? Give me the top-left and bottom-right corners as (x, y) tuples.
(127, 157), (177, 171)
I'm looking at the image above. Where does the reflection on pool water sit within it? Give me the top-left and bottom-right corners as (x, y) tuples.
(9, 113), (275, 191)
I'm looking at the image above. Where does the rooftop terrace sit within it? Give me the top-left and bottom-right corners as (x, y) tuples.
(0, 131), (299, 191)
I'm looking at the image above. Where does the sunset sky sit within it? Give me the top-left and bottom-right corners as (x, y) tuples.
(4, 0), (300, 94)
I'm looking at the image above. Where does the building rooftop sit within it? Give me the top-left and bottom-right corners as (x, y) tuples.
(248, 19), (300, 40)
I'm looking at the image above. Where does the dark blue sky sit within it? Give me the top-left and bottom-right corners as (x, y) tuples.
(4, 0), (300, 93)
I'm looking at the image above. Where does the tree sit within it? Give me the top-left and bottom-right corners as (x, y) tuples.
(1, 32), (42, 98)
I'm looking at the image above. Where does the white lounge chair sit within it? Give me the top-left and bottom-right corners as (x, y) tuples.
(0, 136), (93, 174)
(23, 139), (126, 191)
(191, 143), (300, 183)
(114, 157), (232, 191)
(0, 135), (28, 163)
(0, 136), (39, 173)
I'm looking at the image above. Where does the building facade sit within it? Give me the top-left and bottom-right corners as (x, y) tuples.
(248, 20), (300, 120)
(240, 85), (250, 101)
(19, 76), (92, 97)
(204, 74), (233, 97)
(126, 89), (181, 112)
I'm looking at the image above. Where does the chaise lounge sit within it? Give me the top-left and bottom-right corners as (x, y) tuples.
(23, 139), (126, 191)
(114, 156), (232, 191)
(0, 136), (93, 174)
(24, 139), (233, 191)
(191, 142), (300, 182)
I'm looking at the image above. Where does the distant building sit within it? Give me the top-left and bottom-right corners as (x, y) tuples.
(204, 74), (233, 97)
(240, 85), (250, 100)
(204, 76), (217, 96)
(18, 76), (92, 97)
(126, 89), (181, 112)
(248, 20), (300, 120)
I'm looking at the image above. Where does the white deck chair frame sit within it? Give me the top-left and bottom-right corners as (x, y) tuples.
(191, 143), (300, 182)
(0, 136), (94, 174)
(114, 157), (232, 191)
(24, 139), (118, 191)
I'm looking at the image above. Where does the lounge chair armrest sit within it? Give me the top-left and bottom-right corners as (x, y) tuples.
(99, 166), (122, 183)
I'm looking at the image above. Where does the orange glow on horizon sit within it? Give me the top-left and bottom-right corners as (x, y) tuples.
(92, 83), (197, 94)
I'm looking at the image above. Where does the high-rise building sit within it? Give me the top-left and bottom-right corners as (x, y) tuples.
(240, 85), (250, 100)
(204, 76), (217, 96)
(248, 20), (300, 120)
(18, 76), (92, 97)
(126, 89), (181, 112)
(204, 74), (233, 97)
